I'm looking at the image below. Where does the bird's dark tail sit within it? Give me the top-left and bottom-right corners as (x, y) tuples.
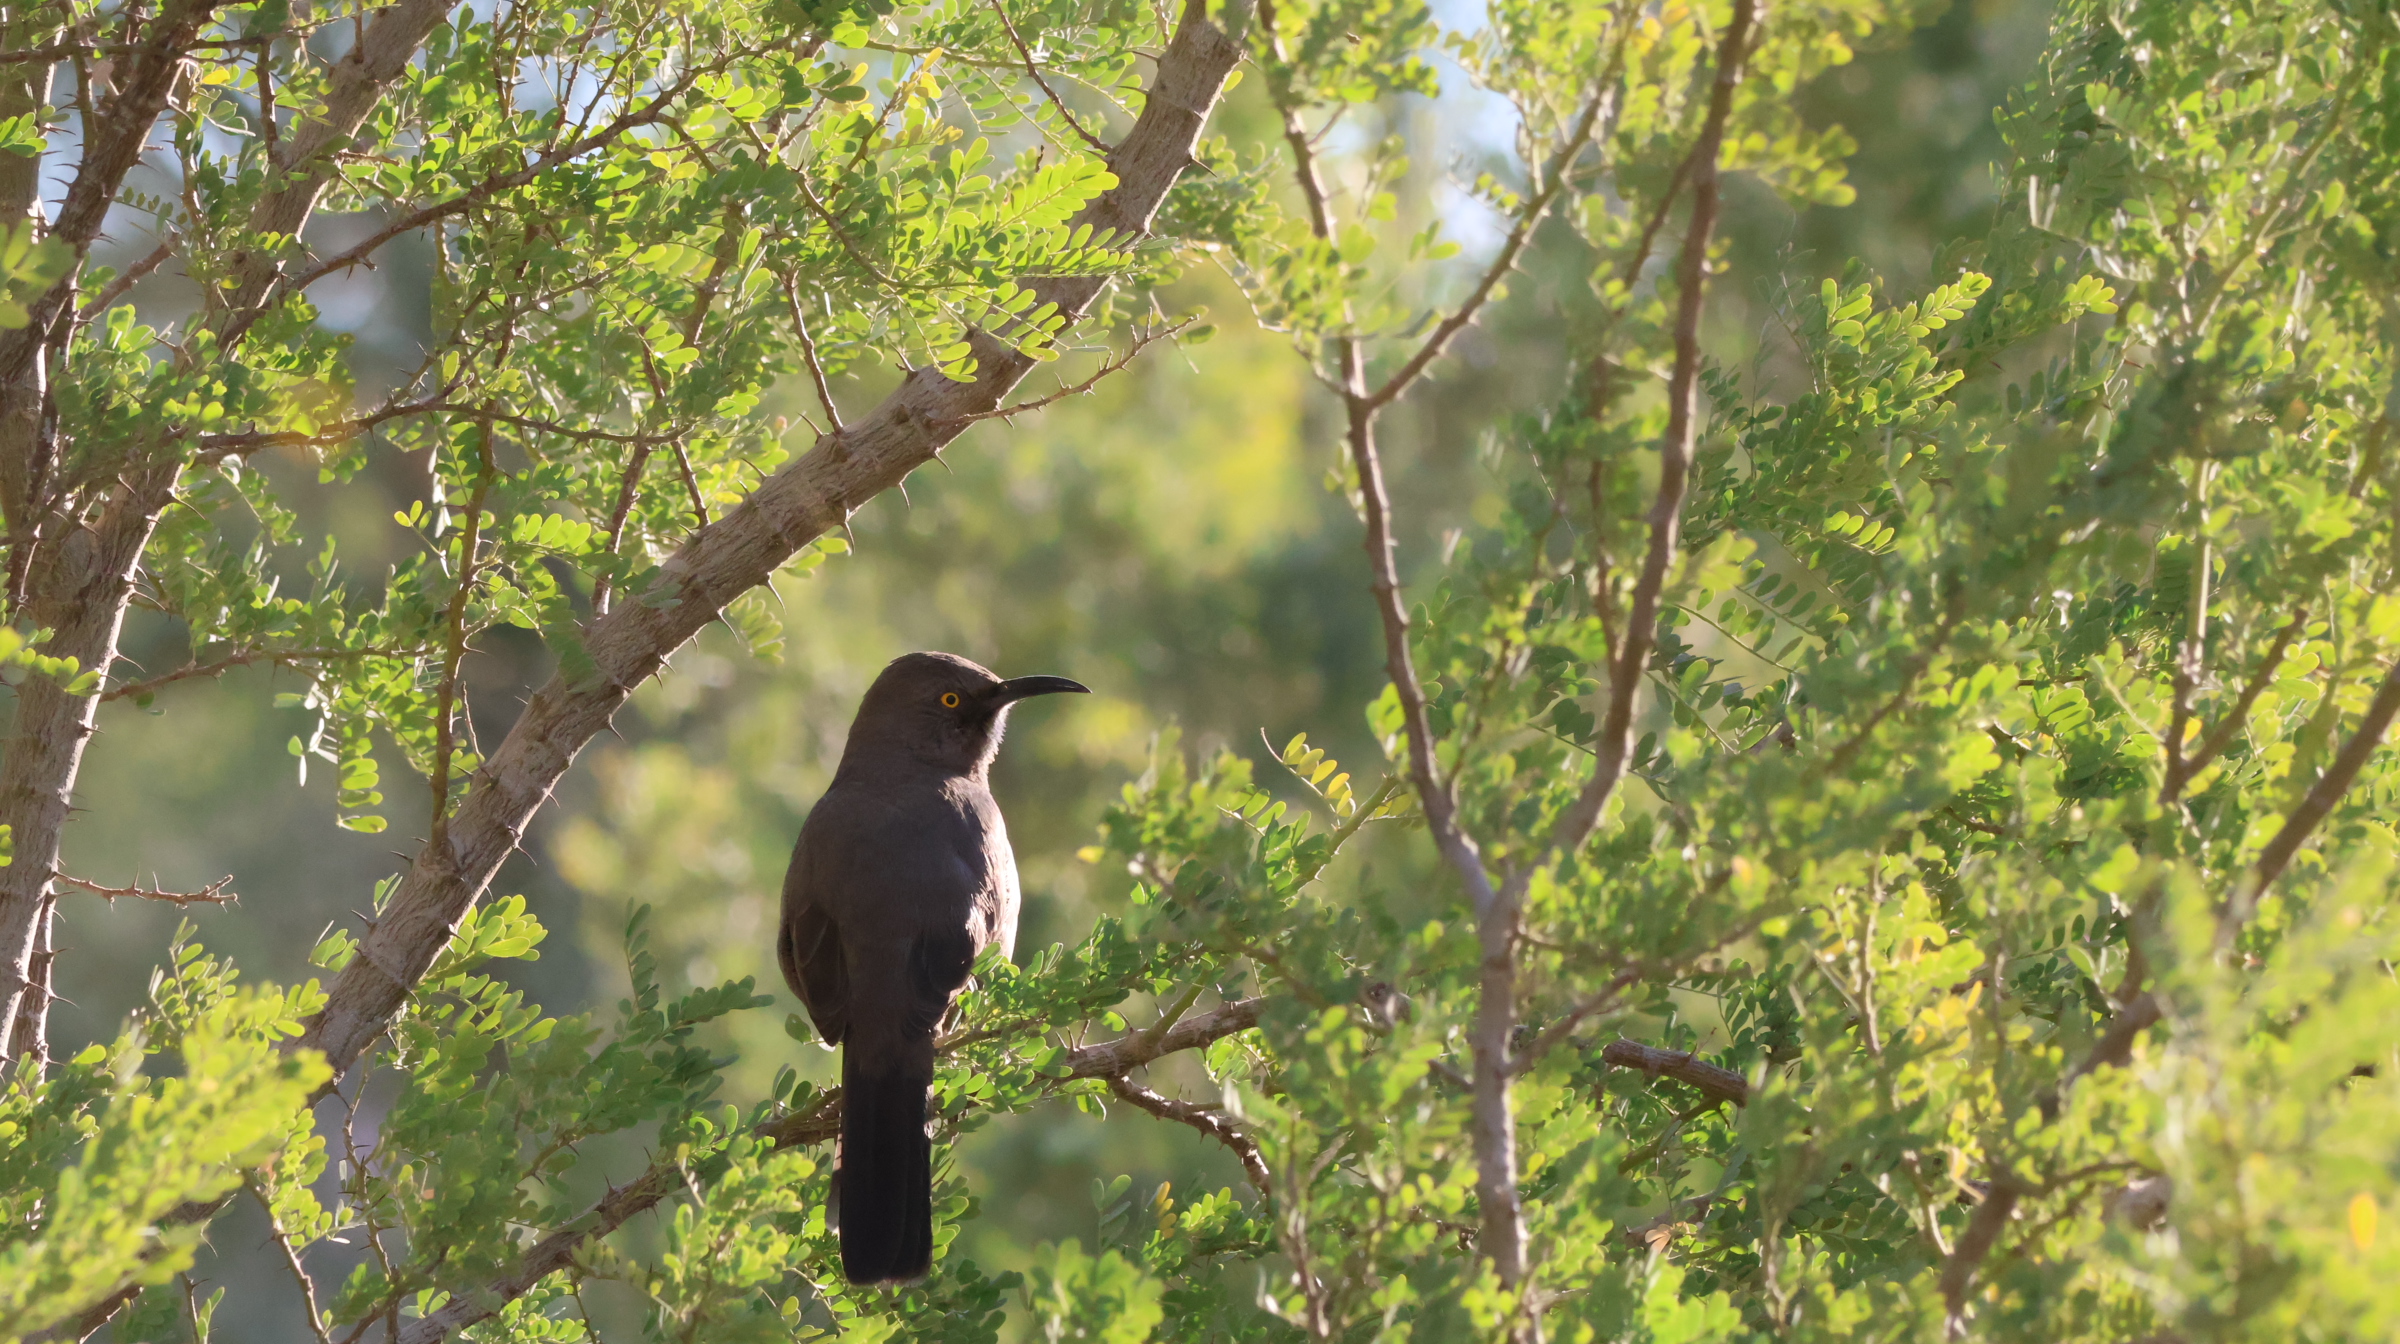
(837, 1047), (934, 1283)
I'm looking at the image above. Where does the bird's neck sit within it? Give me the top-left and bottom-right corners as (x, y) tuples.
(833, 742), (992, 787)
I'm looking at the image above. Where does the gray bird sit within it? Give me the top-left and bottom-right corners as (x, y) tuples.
(778, 651), (1088, 1283)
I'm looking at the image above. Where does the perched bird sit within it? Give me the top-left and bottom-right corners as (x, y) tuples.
(778, 651), (1088, 1283)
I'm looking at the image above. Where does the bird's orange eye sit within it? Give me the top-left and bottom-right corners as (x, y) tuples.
(942, 692), (960, 708)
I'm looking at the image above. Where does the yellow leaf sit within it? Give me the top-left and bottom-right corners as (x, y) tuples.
(2351, 1192), (2377, 1250)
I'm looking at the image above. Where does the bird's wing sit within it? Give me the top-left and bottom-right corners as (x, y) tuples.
(789, 782), (1002, 1052)
(779, 809), (852, 1046)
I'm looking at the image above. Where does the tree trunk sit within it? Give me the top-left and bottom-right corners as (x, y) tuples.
(0, 499), (166, 1062)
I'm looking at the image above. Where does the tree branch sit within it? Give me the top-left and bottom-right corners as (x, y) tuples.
(1939, 1176), (2026, 1340)
(991, 0), (1113, 155)
(2223, 654), (2400, 941)
(0, 0), (214, 386)
(1818, 593), (1968, 779)
(228, 66), (711, 346)
(1537, 0), (1757, 870)
(2167, 607), (2306, 799)
(101, 644), (429, 703)
(428, 419), (501, 845)
(1362, 25), (1630, 411)
(249, 1183), (337, 1344)
(781, 272), (846, 434)
(193, 394), (453, 460)
(56, 872), (236, 905)
(931, 319), (1194, 429)
(1108, 1075), (1273, 1197)
(1258, 0), (1495, 919)
(293, 0), (1244, 1097)
(1, 0), (462, 1075)
(75, 235), (178, 323)
(397, 996), (1267, 1342)
(1600, 1039), (1750, 1107)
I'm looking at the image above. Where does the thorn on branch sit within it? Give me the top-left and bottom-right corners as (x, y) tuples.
(1108, 1075), (1273, 1197)
(58, 872), (237, 905)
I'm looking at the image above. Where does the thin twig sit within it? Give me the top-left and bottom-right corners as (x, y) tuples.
(249, 1183), (337, 1344)
(990, 0), (1112, 154)
(781, 273), (845, 434)
(586, 440), (657, 618)
(194, 394), (452, 459)
(1108, 1075), (1272, 1197)
(429, 417), (501, 841)
(102, 644), (428, 703)
(668, 439), (710, 527)
(2066, 991), (2162, 1085)
(1819, 594), (1968, 778)
(395, 997), (1266, 1344)
(475, 407), (692, 446)
(2162, 468), (2216, 803)
(75, 235), (177, 321)
(2166, 607), (2307, 801)
(931, 320), (1193, 428)
(231, 72), (707, 342)
(1530, 0), (1760, 877)
(1363, 29), (1630, 410)
(57, 872), (237, 905)
(1508, 971), (1642, 1070)
(2223, 654), (2400, 939)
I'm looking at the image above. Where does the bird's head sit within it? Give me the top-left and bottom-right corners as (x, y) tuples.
(840, 651), (1089, 778)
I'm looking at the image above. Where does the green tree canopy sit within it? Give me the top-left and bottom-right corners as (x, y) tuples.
(4, 0), (2400, 1341)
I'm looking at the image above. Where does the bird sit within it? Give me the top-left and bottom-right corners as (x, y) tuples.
(777, 651), (1088, 1283)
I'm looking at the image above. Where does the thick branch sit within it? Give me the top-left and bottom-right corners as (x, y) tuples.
(1, 0), (461, 1069)
(0, 0), (214, 388)
(1939, 1177), (2025, 1340)
(1600, 1040), (1750, 1107)
(294, 1), (1244, 1091)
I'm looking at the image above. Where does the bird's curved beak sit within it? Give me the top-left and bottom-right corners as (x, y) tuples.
(991, 674), (1090, 705)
